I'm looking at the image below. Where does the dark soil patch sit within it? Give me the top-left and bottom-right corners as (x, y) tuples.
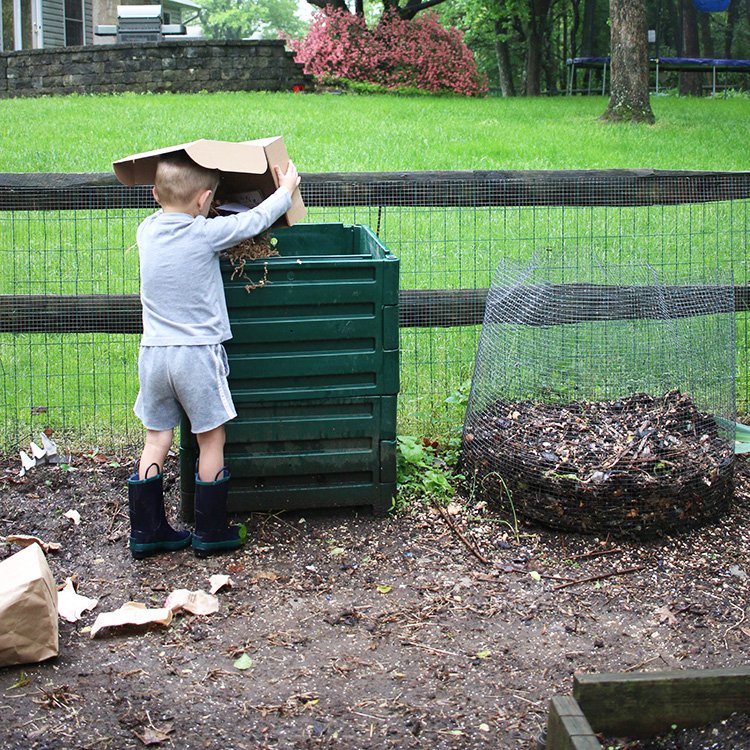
(606, 711), (750, 748)
(1, 451), (749, 749)
(462, 391), (734, 538)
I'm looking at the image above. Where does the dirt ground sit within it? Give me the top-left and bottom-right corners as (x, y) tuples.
(1, 451), (749, 750)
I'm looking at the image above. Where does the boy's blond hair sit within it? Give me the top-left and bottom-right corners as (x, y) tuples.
(154, 153), (220, 207)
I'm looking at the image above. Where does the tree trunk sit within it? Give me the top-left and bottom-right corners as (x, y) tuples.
(570, 0), (581, 60)
(581, 0), (596, 54)
(679, 0), (702, 96)
(698, 12), (713, 57)
(525, 0), (553, 95)
(494, 19), (517, 96)
(724, 0), (739, 58)
(525, 20), (545, 94)
(601, 0), (655, 123)
(581, 0), (596, 91)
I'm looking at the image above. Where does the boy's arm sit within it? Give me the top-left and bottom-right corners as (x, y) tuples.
(203, 186), (292, 252)
(203, 161), (300, 252)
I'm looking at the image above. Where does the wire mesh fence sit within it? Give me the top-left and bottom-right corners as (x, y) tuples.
(461, 255), (736, 537)
(0, 170), (749, 453)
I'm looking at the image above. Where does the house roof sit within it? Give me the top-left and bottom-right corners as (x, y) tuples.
(163, 0), (201, 9)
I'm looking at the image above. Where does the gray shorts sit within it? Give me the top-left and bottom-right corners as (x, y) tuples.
(134, 344), (237, 434)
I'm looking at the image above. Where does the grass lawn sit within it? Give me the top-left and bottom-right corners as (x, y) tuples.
(0, 92), (749, 172)
(1, 92), (749, 449)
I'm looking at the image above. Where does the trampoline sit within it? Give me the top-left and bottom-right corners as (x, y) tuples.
(566, 56), (750, 95)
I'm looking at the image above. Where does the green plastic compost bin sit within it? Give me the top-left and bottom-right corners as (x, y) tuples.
(180, 223), (399, 519)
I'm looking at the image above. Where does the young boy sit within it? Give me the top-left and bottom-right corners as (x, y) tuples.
(128, 152), (300, 559)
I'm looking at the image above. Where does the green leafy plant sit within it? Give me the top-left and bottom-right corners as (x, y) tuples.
(393, 435), (463, 511)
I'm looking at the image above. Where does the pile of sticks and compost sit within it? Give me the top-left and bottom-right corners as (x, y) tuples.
(461, 389), (735, 538)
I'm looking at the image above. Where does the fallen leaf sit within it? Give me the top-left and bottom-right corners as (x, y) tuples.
(90, 602), (173, 638)
(446, 502), (462, 516)
(57, 577), (98, 622)
(9, 672), (30, 689)
(233, 653), (253, 670)
(529, 571), (542, 582)
(329, 547), (346, 557)
(134, 723), (173, 746)
(64, 509), (81, 526)
(254, 570), (279, 582)
(209, 574), (233, 594)
(655, 605), (678, 626)
(376, 584), (392, 594)
(475, 650), (492, 659)
(479, 723), (490, 732)
(164, 589), (219, 616)
(1, 534), (61, 554)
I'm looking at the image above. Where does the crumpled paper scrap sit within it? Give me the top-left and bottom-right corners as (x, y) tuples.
(1, 534), (62, 554)
(209, 574), (233, 594)
(164, 589), (219, 616)
(57, 577), (98, 623)
(90, 602), (173, 638)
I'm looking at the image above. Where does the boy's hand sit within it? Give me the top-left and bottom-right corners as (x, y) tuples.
(274, 161), (300, 196)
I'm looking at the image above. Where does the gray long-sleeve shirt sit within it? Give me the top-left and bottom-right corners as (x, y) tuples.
(137, 187), (292, 346)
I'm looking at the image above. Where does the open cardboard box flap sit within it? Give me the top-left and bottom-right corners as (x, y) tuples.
(113, 136), (305, 226)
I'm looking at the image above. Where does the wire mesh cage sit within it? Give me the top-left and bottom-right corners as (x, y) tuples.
(461, 254), (737, 538)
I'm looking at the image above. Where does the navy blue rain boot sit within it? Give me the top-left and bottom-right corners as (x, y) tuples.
(192, 468), (246, 558)
(128, 464), (192, 560)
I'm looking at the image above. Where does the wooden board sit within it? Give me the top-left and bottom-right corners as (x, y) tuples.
(573, 667), (750, 738)
(2, 169), (749, 210)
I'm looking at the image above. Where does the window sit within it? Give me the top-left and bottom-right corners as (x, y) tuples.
(64, 0), (83, 46)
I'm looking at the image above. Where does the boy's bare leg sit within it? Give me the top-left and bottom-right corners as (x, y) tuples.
(139, 428), (174, 478)
(196, 425), (226, 481)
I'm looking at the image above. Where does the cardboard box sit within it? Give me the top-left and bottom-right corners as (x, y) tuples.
(113, 137), (306, 227)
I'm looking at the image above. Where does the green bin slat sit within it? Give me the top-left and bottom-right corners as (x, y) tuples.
(225, 276), (381, 306)
(228, 316), (377, 343)
(227, 417), (379, 442)
(230, 377), (378, 402)
(230, 351), (379, 379)
(228, 449), (376, 476)
(226, 483), (393, 515)
(380, 440), (397, 483)
(383, 305), (399, 350)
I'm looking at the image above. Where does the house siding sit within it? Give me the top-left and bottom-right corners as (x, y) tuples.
(42, 0), (94, 48)
(42, 0), (65, 48)
(84, 0), (92, 44)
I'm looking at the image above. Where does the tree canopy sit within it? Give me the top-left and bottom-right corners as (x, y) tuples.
(199, 0), (308, 40)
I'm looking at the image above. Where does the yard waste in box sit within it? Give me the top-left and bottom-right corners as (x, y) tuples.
(180, 222), (400, 517)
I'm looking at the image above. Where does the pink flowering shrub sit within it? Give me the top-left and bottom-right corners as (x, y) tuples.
(290, 9), (487, 97)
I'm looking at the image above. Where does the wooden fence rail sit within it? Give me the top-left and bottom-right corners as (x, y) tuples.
(2, 170), (749, 333)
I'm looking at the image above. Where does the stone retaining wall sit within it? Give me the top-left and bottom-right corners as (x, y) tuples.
(0, 40), (310, 98)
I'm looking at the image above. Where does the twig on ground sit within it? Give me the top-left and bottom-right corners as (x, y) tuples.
(570, 547), (623, 561)
(623, 654), (669, 672)
(552, 565), (645, 591)
(401, 639), (462, 658)
(434, 502), (490, 565)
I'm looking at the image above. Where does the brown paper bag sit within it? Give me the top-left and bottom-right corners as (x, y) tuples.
(0, 543), (59, 666)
